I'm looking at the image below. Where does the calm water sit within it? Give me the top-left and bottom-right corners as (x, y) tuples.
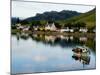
(11, 32), (96, 74)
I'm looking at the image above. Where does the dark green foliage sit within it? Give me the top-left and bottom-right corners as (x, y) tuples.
(64, 22), (73, 28)
(74, 22), (86, 28)
(31, 21), (41, 26)
(11, 25), (16, 29)
(20, 20), (29, 25)
(55, 22), (62, 29)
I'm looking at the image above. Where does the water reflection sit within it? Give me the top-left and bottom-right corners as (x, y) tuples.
(11, 32), (96, 74)
(12, 32), (95, 51)
(72, 53), (90, 65)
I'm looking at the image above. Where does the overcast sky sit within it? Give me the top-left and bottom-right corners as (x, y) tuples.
(12, 0), (95, 19)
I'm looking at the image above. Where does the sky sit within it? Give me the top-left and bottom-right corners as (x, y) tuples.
(12, 0), (95, 19)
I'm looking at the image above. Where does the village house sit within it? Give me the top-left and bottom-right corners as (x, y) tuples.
(79, 27), (88, 33)
(22, 26), (30, 31)
(33, 26), (39, 31)
(45, 22), (57, 31)
(69, 29), (74, 32)
(16, 23), (21, 27)
(60, 27), (74, 33)
(60, 27), (69, 32)
(16, 23), (24, 30)
(16, 23), (30, 31)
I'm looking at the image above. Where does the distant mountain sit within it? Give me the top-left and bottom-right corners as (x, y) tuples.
(62, 8), (96, 28)
(12, 8), (96, 29)
(24, 10), (81, 22)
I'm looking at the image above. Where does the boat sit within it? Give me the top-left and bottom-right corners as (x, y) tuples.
(72, 46), (90, 54)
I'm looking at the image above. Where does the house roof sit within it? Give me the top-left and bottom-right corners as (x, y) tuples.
(45, 22), (55, 27)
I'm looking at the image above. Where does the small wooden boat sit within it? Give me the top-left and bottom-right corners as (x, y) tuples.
(72, 46), (90, 54)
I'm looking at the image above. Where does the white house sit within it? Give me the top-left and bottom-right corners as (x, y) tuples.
(60, 27), (69, 32)
(69, 29), (74, 32)
(33, 26), (39, 31)
(22, 26), (30, 31)
(16, 23), (21, 27)
(60, 27), (74, 33)
(16, 24), (24, 30)
(45, 22), (57, 31)
(16, 23), (30, 31)
(79, 28), (88, 33)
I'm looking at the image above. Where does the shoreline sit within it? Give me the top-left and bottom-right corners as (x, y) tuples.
(11, 29), (95, 38)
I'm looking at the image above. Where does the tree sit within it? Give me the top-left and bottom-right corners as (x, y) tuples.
(55, 22), (62, 29)
(74, 22), (86, 28)
(40, 20), (46, 27)
(16, 18), (20, 23)
(11, 25), (16, 29)
(20, 20), (29, 25)
(64, 22), (73, 28)
(31, 21), (41, 26)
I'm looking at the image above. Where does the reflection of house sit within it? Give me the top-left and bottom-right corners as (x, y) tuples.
(32, 34), (38, 38)
(21, 32), (29, 37)
(79, 37), (87, 41)
(59, 35), (69, 40)
(70, 36), (73, 40)
(79, 28), (88, 32)
(45, 35), (56, 43)
(45, 22), (57, 31)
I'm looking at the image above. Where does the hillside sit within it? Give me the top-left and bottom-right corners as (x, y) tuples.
(12, 8), (96, 29)
(24, 10), (81, 22)
(61, 8), (96, 28)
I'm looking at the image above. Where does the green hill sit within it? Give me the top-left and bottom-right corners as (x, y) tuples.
(24, 10), (81, 22)
(59, 8), (96, 28)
